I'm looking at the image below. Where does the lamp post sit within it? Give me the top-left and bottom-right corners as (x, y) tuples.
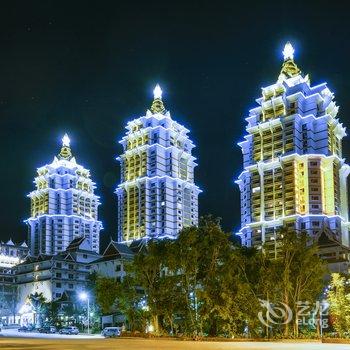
(79, 292), (90, 334)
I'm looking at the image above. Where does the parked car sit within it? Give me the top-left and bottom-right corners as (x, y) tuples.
(101, 327), (121, 338)
(39, 326), (57, 334)
(59, 326), (79, 335)
(5, 324), (21, 329)
(18, 326), (35, 332)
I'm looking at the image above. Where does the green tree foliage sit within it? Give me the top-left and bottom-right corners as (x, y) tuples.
(123, 216), (266, 336)
(279, 231), (325, 337)
(95, 277), (119, 314)
(328, 273), (350, 337)
(28, 292), (48, 326)
(128, 239), (171, 333)
(45, 300), (60, 326)
(115, 274), (149, 332)
(93, 217), (326, 338)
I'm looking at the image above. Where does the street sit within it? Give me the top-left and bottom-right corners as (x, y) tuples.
(0, 331), (350, 350)
(0, 328), (101, 339)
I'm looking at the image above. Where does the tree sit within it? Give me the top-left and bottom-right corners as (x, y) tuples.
(166, 216), (258, 337)
(328, 273), (350, 337)
(255, 250), (284, 338)
(195, 217), (246, 336)
(155, 272), (185, 334)
(105, 217), (326, 339)
(28, 292), (48, 327)
(261, 230), (326, 337)
(115, 273), (149, 332)
(46, 300), (60, 326)
(167, 226), (201, 335)
(125, 239), (171, 334)
(95, 277), (119, 314)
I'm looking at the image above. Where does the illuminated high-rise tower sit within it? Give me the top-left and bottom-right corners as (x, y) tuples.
(116, 85), (200, 242)
(26, 134), (102, 256)
(236, 43), (350, 258)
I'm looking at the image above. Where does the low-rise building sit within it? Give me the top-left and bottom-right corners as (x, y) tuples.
(0, 240), (29, 264)
(0, 240), (28, 325)
(90, 240), (135, 328)
(90, 240), (134, 281)
(15, 236), (100, 325)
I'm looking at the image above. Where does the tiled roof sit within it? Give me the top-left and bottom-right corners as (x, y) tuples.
(102, 240), (134, 258)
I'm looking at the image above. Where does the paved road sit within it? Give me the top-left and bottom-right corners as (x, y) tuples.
(0, 328), (101, 339)
(0, 336), (349, 350)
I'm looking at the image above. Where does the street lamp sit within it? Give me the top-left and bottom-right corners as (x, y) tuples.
(79, 292), (90, 335)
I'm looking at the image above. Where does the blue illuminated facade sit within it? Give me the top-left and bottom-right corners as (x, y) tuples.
(116, 85), (201, 242)
(26, 135), (102, 256)
(236, 44), (350, 261)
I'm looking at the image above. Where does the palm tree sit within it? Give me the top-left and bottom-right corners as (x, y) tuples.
(28, 292), (47, 327)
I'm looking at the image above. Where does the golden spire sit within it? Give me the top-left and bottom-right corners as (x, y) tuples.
(279, 42), (301, 80)
(150, 84), (166, 114)
(58, 133), (72, 160)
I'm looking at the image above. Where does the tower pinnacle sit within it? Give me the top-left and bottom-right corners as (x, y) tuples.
(282, 42), (294, 61)
(279, 42), (301, 81)
(58, 133), (72, 160)
(150, 84), (166, 114)
(62, 133), (70, 147)
(153, 84), (163, 100)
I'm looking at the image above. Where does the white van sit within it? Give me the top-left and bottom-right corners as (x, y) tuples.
(59, 326), (79, 335)
(101, 327), (121, 338)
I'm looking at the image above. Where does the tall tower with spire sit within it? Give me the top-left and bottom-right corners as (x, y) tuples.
(116, 85), (201, 242)
(236, 43), (350, 261)
(26, 134), (102, 256)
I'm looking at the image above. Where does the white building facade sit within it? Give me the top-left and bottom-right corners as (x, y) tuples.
(15, 237), (100, 325)
(26, 135), (102, 256)
(116, 85), (201, 242)
(0, 240), (28, 325)
(90, 240), (133, 281)
(236, 43), (350, 259)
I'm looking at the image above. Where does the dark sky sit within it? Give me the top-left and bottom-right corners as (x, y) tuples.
(1, 1), (350, 248)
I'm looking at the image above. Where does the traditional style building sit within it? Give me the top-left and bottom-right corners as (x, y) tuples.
(0, 240), (28, 325)
(236, 43), (350, 264)
(116, 85), (201, 242)
(26, 134), (102, 256)
(90, 240), (134, 281)
(89, 240), (138, 328)
(15, 236), (100, 325)
(0, 239), (28, 267)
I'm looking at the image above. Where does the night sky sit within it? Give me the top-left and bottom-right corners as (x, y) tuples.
(1, 1), (350, 248)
